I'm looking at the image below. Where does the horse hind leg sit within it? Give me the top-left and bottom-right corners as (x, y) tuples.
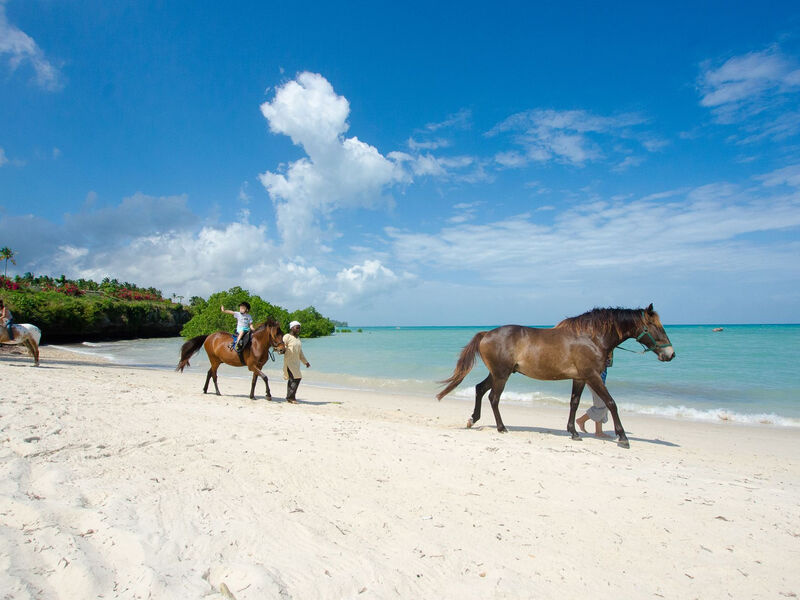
(467, 375), (492, 429)
(25, 339), (40, 367)
(203, 368), (213, 394)
(488, 374), (510, 433)
(204, 360), (222, 396)
(567, 379), (586, 440)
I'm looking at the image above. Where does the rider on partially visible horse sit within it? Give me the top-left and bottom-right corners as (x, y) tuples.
(0, 299), (41, 366)
(0, 299), (13, 340)
(437, 304), (675, 448)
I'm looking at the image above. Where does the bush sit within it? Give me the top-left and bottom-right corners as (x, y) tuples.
(288, 306), (335, 338)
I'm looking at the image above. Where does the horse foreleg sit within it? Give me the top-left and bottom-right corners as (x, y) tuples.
(567, 380), (586, 440)
(488, 375), (510, 433)
(586, 374), (629, 449)
(262, 374), (272, 401)
(248, 364), (271, 401)
(468, 375), (492, 428)
(249, 371), (258, 399)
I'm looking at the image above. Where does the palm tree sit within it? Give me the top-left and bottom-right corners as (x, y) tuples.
(0, 247), (15, 278)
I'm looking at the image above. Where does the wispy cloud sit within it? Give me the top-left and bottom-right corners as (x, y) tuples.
(407, 137), (451, 151)
(698, 45), (800, 141)
(0, 0), (63, 91)
(423, 108), (472, 132)
(487, 108), (655, 167)
(447, 201), (484, 224)
(756, 162), (800, 187)
(385, 175), (800, 287)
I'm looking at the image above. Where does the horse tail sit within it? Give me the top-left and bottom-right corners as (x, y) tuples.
(436, 331), (486, 400)
(176, 335), (208, 372)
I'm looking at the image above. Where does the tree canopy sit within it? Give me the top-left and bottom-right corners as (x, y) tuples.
(179, 287), (335, 339)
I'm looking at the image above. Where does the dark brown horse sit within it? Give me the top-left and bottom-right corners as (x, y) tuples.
(176, 318), (286, 400)
(437, 304), (675, 448)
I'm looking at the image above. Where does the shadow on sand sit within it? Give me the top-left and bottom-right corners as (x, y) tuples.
(466, 424), (680, 447)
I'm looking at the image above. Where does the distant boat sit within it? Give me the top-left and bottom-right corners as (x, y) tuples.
(712, 327), (724, 332)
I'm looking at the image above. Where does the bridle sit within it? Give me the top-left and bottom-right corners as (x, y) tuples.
(618, 311), (672, 355)
(267, 326), (285, 361)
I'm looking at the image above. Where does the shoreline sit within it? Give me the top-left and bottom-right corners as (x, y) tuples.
(1, 347), (799, 598)
(30, 343), (800, 430)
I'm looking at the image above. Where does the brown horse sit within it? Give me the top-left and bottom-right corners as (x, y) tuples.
(437, 304), (675, 448)
(176, 318), (286, 400)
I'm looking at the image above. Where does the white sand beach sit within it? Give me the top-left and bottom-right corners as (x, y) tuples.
(1, 347), (799, 599)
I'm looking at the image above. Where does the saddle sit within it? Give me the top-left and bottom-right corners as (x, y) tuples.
(231, 330), (252, 365)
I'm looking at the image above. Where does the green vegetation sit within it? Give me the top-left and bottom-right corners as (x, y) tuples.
(0, 273), (190, 342)
(180, 287), (335, 339)
(0, 269), (336, 342)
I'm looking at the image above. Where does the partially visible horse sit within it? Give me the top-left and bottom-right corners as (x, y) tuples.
(437, 304), (675, 448)
(176, 318), (286, 400)
(0, 323), (41, 366)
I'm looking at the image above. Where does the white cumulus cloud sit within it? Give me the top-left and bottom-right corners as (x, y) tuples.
(258, 72), (407, 250)
(326, 259), (414, 306)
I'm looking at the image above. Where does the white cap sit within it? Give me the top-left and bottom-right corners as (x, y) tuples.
(289, 321), (301, 329)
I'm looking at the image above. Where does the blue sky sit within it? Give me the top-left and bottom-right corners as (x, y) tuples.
(1, 1), (799, 325)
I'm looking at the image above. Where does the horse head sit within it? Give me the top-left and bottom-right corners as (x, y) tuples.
(639, 303), (675, 362)
(266, 318), (286, 354)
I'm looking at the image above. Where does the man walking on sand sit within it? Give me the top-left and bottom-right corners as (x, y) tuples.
(283, 320), (310, 403)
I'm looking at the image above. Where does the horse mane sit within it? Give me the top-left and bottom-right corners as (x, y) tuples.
(554, 307), (644, 338)
(253, 317), (280, 331)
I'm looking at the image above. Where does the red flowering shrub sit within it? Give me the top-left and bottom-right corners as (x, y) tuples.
(56, 283), (83, 297)
(0, 276), (19, 291)
(113, 288), (163, 302)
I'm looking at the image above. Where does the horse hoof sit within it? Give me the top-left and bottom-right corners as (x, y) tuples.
(266, 396), (272, 402)
(466, 418), (474, 429)
(497, 427), (507, 433)
(571, 433), (582, 441)
(618, 438), (630, 449)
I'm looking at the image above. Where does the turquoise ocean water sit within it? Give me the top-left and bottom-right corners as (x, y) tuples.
(54, 324), (800, 427)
